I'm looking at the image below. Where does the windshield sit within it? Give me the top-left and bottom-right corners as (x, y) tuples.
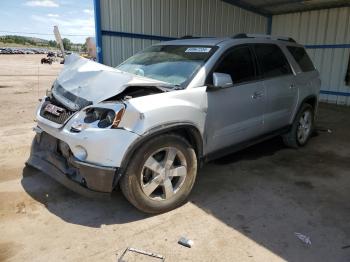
(117, 45), (216, 87)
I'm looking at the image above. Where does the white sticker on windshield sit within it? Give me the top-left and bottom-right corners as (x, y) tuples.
(185, 47), (211, 53)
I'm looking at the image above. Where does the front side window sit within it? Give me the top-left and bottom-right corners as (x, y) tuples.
(215, 46), (256, 84)
(254, 44), (292, 78)
(287, 46), (315, 72)
(117, 45), (216, 87)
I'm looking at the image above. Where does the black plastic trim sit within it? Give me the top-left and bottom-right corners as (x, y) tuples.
(27, 155), (112, 199)
(26, 132), (117, 198)
(204, 125), (291, 162)
(297, 95), (318, 121)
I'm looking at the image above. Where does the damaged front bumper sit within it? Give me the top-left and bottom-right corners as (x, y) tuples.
(26, 131), (118, 198)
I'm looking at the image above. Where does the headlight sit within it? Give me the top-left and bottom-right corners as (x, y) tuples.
(83, 107), (125, 129)
(98, 110), (115, 128)
(84, 108), (103, 123)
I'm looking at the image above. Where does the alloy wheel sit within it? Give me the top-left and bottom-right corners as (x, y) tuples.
(297, 110), (312, 144)
(140, 147), (187, 201)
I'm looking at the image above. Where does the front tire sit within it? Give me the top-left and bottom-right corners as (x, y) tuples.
(283, 103), (314, 148)
(120, 134), (197, 213)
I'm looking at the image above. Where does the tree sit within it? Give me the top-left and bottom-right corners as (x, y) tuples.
(48, 40), (57, 48)
(81, 43), (87, 52)
(62, 38), (72, 51)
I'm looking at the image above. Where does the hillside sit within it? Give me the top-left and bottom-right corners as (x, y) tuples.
(0, 35), (85, 51)
(0, 35), (57, 47)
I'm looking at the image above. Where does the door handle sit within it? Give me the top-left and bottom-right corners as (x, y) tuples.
(252, 91), (263, 99)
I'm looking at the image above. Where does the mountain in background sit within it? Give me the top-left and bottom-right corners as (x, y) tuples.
(0, 35), (85, 51)
(25, 36), (50, 44)
(0, 35), (56, 46)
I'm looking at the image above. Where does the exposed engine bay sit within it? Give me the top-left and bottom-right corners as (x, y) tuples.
(105, 85), (166, 102)
(51, 54), (174, 112)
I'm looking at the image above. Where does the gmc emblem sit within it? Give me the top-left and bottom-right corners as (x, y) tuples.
(44, 103), (64, 116)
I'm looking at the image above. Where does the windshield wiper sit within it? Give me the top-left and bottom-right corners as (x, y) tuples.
(156, 83), (184, 90)
(173, 85), (185, 90)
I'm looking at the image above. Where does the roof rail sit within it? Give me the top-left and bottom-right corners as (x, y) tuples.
(277, 37), (296, 43)
(232, 33), (251, 39)
(179, 35), (201, 39)
(232, 33), (296, 43)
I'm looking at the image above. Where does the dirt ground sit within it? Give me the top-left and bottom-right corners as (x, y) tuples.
(0, 55), (349, 262)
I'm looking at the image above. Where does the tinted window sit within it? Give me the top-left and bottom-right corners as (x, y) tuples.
(215, 46), (256, 84)
(346, 54), (350, 86)
(287, 46), (315, 72)
(254, 44), (292, 78)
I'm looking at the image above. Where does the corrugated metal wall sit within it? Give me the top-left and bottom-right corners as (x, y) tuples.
(272, 7), (350, 105)
(100, 0), (268, 67)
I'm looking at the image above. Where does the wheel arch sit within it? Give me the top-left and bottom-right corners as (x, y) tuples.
(116, 123), (203, 184)
(292, 94), (318, 123)
(301, 95), (318, 111)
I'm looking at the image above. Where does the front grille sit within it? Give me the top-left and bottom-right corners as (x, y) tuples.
(39, 97), (75, 124)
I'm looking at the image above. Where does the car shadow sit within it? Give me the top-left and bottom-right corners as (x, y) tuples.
(21, 166), (151, 227)
(20, 136), (285, 228)
(20, 131), (350, 261)
(212, 136), (285, 165)
(190, 132), (350, 261)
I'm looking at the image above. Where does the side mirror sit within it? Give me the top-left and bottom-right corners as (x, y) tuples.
(212, 72), (233, 89)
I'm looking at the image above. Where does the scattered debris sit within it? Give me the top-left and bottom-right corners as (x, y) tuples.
(295, 232), (312, 246)
(341, 245), (350, 249)
(14, 91), (29, 95)
(316, 127), (332, 133)
(16, 202), (26, 214)
(118, 247), (165, 261)
(178, 237), (194, 248)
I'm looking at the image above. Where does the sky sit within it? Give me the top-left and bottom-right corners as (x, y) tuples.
(0, 0), (95, 43)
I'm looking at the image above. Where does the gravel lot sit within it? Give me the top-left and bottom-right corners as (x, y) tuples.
(1, 55), (349, 262)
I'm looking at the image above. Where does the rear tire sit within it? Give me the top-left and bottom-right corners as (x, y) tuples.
(283, 103), (314, 148)
(120, 134), (197, 214)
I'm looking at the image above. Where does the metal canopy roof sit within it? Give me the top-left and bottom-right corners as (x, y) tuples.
(223, 0), (350, 16)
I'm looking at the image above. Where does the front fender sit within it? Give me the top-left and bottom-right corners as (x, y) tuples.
(119, 87), (208, 136)
(117, 122), (204, 180)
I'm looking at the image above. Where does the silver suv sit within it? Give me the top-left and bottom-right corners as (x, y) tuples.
(28, 34), (320, 213)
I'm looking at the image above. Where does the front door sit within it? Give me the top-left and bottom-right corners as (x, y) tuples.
(204, 45), (266, 154)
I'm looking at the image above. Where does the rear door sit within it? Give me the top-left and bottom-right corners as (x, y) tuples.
(286, 45), (320, 98)
(205, 45), (266, 154)
(253, 44), (297, 132)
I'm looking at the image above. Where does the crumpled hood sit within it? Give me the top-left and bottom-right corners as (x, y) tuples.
(54, 54), (168, 107)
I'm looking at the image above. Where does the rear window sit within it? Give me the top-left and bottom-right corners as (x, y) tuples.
(287, 46), (315, 72)
(254, 44), (292, 78)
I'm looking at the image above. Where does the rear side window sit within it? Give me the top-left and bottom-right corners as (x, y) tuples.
(215, 46), (256, 84)
(254, 44), (292, 78)
(287, 46), (315, 72)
